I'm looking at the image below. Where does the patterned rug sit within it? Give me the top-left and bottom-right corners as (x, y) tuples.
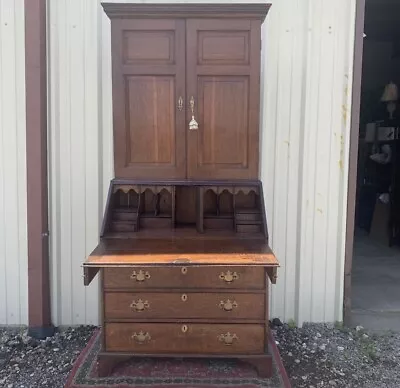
(65, 330), (290, 388)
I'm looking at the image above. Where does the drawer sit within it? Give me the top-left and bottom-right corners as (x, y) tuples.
(103, 266), (265, 290)
(104, 292), (265, 320)
(105, 323), (265, 354)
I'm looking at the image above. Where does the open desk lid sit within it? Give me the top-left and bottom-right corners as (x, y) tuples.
(82, 237), (279, 285)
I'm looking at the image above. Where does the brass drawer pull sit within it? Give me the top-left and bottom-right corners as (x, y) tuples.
(132, 331), (151, 344)
(219, 299), (238, 311)
(130, 270), (150, 282)
(181, 294), (188, 302)
(219, 270), (239, 283)
(181, 266), (188, 275)
(218, 332), (238, 346)
(130, 299), (149, 312)
(181, 324), (188, 333)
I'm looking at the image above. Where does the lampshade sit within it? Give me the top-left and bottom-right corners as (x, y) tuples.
(381, 82), (398, 102)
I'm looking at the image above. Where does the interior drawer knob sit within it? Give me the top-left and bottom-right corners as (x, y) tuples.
(219, 270), (239, 283)
(218, 332), (238, 346)
(132, 331), (151, 344)
(130, 299), (150, 312)
(219, 299), (238, 311)
(130, 270), (150, 282)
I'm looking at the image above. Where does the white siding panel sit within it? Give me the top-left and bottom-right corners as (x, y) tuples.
(48, 0), (357, 325)
(262, 0), (357, 324)
(0, 0), (28, 325)
(49, 0), (103, 326)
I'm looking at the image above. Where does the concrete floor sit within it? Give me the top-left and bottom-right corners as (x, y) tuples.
(351, 230), (400, 331)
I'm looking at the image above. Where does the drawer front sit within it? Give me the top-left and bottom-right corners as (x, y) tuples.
(105, 323), (265, 354)
(103, 266), (265, 290)
(104, 292), (265, 320)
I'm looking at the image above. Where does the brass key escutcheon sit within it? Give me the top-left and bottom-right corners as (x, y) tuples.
(188, 96), (199, 130)
(177, 96), (183, 111)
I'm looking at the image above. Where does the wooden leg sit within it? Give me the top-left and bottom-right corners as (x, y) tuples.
(241, 355), (273, 378)
(97, 354), (131, 377)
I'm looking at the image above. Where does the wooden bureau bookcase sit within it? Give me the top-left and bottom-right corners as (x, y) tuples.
(82, 3), (279, 378)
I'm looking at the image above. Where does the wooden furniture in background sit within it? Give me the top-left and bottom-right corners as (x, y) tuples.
(83, 3), (278, 378)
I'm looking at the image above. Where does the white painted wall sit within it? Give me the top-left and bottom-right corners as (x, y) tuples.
(47, 0), (357, 326)
(0, 0), (28, 325)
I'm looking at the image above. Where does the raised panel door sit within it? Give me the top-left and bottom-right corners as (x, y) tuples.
(111, 20), (186, 179)
(186, 19), (262, 180)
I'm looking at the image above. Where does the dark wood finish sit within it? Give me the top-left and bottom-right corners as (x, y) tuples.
(242, 356), (273, 378)
(105, 323), (265, 354)
(104, 292), (265, 320)
(103, 266), (266, 289)
(175, 186), (197, 225)
(25, 0), (53, 338)
(83, 267), (100, 287)
(102, 3), (271, 20)
(186, 19), (262, 180)
(111, 19), (186, 179)
(85, 3), (276, 379)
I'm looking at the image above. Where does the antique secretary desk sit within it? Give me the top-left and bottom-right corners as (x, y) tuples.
(82, 3), (279, 378)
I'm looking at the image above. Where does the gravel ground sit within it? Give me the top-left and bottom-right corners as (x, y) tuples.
(0, 323), (399, 388)
(272, 320), (400, 388)
(0, 326), (95, 388)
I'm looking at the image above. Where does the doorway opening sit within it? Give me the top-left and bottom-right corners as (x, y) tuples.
(352, 0), (400, 330)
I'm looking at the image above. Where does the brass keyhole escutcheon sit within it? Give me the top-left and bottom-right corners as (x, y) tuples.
(219, 299), (238, 311)
(181, 324), (188, 333)
(130, 270), (151, 282)
(219, 271), (239, 283)
(181, 266), (188, 275)
(177, 96), (183, 111)
(181, 294), (188, 302)
(130, 299), (150, 312)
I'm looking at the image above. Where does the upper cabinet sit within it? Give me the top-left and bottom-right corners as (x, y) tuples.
(103, 3), (270, 180)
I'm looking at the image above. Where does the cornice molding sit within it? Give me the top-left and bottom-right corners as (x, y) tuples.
(101, 3), (271, 21)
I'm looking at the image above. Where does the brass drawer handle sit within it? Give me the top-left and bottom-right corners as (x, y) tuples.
(219, 299), (238, 311)
(181, 294), (188, 302)
(218, 332), (238, 346)
(132, 331), (151, 344)
(181, 324), (188, 333)
(130, 299), (149, 312)
(219, 270), (239, 283)
(130, 270), (150, 282)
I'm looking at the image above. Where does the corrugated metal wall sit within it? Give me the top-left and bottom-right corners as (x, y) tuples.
(47, 0), (357, 326)
(0, 0), (28, 325)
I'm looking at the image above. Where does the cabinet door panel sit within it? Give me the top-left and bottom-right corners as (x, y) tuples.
(198, 76), (249, 167)
(187, 20), (261, 180)
(112, 20), (186, 179)
(126, 76), (175, 165)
